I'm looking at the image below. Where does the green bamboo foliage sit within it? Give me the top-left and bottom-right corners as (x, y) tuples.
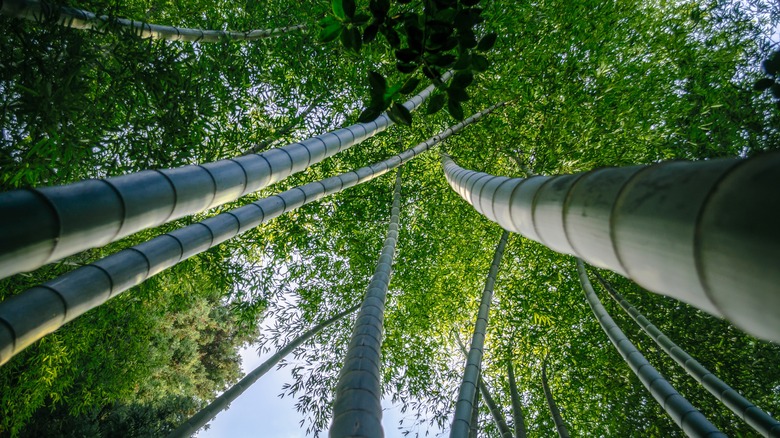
(541, 361), (569, 438)
(0, 73), (454, 281)
(0, 103), (505, 366)
(451, 230), (509, 438)
(594, 272), (780, 437)
(1, 0), (306, 41)
(577, 259), (726, 437)
(169, 304), (359, 438)
(440, 153), (780, 342)
(507, 360), (527, 438)
(328, 168), (402, 437)
(242, 98), (323, 155)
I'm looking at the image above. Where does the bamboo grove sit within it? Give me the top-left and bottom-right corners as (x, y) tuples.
(1, 0), (779, 436)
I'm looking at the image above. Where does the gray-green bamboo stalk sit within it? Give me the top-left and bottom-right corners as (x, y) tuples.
(577, 259), (725, 437)
(507, 360), (527, 438)
(1, 0), (306, 41)
(0, 102), (505, 367)
(594, 272), (780, 437)
(328, 169), (402, 437)
(479, 377), (513, 438)
(455, 332), (512, 438)
(451, 230), (510, 438)
(0, 72), (455, 281)
(169, 304), (358, 438)
(441, 152), (780, 342)
(541, 361), (569, 438)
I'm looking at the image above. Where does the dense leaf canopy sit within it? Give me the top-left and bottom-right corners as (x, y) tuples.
(1, 0), (779, 436)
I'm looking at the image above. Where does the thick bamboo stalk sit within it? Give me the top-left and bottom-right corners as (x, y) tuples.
(0, 0), (307, 41)
(577, 259), (725, 437)
(0, 103), (505, 367)
(541, 361), (569, 438)
(0, 73), (454, 281)
(169, 304), (358, 438)
(328, 169), (403, 438)
(594, 272), (780, 437)
(451, 230), (510, 438)
(441, 153), (780, 342)
(507, 360), (527, 438)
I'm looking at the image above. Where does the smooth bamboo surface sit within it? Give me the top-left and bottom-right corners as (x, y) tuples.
(577, 260), (725, 437)
(451, 231), (509, 438)
(329, 169), (402, 438)
(442, 152), (780, 342)
(0, 73), (453, 280)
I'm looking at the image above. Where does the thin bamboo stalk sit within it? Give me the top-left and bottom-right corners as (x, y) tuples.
(479, 376), (513, 438)
(454, 332), (513, 438)
(0, 73), (454, 281)
(451, 230), (510, 438)
(0, 103), (506, 367)
(507, 360), (527, 438)
(1, 0), (306, 42)
(577, 259), (725, 437)
(440, 153), (780, 342)
(541, 361), (569, 438)
(594, 272), (780, 437)
(168, 304), (359, 438)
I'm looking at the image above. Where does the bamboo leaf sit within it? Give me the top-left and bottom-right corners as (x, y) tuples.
(332, 0), (346, 20)
(447, 98), (464, 120)
(319, 23), (343, 42)
(342, 0), (356, 20)
(388, 102), (413, 126)
(426, 93), (446, 114)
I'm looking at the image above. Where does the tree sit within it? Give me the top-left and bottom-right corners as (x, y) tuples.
(541, 360), (569, 438)
(576, 259), (724, 437)
(441, 152), (780, 342)
(1, 0), (780, 435)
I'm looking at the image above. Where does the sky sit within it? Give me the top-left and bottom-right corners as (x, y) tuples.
(197, 344), (445, 438)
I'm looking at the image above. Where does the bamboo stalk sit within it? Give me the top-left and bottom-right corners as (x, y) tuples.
(0, 73), (455, 281)
(577, 259), (725, 437)
(1, 0), (307, 42)
(328, 168), (403, 438)
(441, 152), (780, 342)
(595, 272), (780, 437)
(0, 103), (506, 367)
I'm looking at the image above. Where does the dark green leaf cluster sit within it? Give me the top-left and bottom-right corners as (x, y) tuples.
(317, 0), (499, 124)
(755, 50), (780, 109)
